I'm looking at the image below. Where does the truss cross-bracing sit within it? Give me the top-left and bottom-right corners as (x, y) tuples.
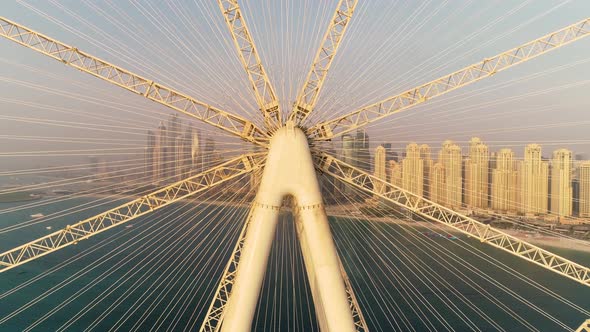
(1, 3), (589, 331)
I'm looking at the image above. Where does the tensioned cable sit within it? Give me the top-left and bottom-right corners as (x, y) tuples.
(0, 171), (252, 299)
(16, 0), (256, 123)
(327, 183), (495, 331)
(356, 55), (590, 137)
(0, 77), (247, 142)
(309, 0), (535, 125)
(7, 175), (254, 330)
(0, 147), (244, 197)
(63, 182), (253, 331)
(325, 147), (590, 229)
(0, 184), (231, 326)
(324, 183), (580, 330)
(0, 151), (248, 237)
(6, 2), (266, 132)
(0, 57), (252, 139)
(118, 183), (253, 331)
(325, 169), (590, 319)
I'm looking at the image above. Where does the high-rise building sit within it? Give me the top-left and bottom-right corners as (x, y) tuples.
(341, 134), (355, 164)
(373, 146), (387, 195)
(465, 137), (489, 209)
(438, 141), (462, 208)
(488, 152), (497, 207)
(154, 122), (167, 183)
(341, 134), (356, 196)
(420, 144), (432, 199)
(429, 162), (445, 205)
(402, 143), (423, 196)
(166, 114), (182, 178)
(204, 138), (216, 168)
(388, 160), (402, 187)
(145, 131), (155, 179)
(179, 128), (192, 178)
(491, 149), (518, 212)
(380, 143), (396, 162)
(519, 144), (548, 215)
(551, 149), (573, 217)
(190, 127), (201, 173)
(355, 130), (371, 173)
(320, 145), (338, 202)
(173, 135), (185, 180)
(580, 162), (590, 218)
(573, 177), (580, 216)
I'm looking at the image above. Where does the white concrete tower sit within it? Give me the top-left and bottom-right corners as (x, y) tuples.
(221, 123), (356, 332)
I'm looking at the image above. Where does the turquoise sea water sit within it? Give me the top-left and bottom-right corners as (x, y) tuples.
(0, 197), (589, 331)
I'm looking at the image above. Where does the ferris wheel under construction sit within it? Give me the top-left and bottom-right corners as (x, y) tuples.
(1, 1), (590, 331)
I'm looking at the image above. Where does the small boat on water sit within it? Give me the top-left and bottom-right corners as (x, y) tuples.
(46, 226), (52, 230)
(30, 213), (44, 218)
(125, 225), (133, 228)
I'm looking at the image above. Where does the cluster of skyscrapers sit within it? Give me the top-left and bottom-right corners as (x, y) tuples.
(341, 133), (590, 221)
(143, 123), (590, 221)
(144, 114), (216, 184)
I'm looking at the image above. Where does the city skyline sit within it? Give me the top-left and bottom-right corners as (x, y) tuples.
(1, 1), (590, 172)
(364, 136), (590, 221)
(1, 2), (589, 331)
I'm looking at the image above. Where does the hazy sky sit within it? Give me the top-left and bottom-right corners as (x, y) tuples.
(1, 0), (589, 170)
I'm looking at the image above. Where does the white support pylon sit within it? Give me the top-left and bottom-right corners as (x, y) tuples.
(219, 122), (357, 332)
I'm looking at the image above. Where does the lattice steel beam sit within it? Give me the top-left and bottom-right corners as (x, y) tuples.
(339, 256), (369, 332)
(315, 152), (590, 287)
(200, 202), (255, 332)
(308, 18), (590, 140)
(217, 0), (281, 131)
(0, 17), (268, 146)
(576, 319), (590, 332)
(0, 154), (264, 273)
(288, 0), (358, 125)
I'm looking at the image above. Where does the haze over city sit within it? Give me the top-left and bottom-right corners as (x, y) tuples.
(0, 1), (589, 331)
(1, 0), (589, 170)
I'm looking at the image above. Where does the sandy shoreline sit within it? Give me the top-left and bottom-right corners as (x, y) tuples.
(325, 209), (590, 254)
(61, 194), (590, 254)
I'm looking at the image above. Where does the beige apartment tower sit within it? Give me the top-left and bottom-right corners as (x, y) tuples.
(374, 145), (387, 195)
(550, 149), (573, 217)
(420, 144), (433, 199)
(429, 162), (446, 205)
(438, 141), (463, 208)
(519, 144), (548, 215)
(388, 160), (402, 187)
(580, 162), (590, 218)
(153, 121), (167, 183)
(465, 137), (489, 209)
(402, 143), (424, 196)
(491, 149), (519, 212)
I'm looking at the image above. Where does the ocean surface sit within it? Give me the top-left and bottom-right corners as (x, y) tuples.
(0, 197), (589, 331)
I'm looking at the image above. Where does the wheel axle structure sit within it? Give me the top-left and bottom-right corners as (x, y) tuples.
(0, 2), (589, 331)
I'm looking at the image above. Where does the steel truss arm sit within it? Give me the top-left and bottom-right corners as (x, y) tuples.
(308, 18), (590, 140)
(576, 319), (590, 332)
(315, 152), (590, 287)
(0, 154), (264, 273)
(339, 256), (369, 332)
(288, 0), (358, 125)
(200, 202), (255, 332)
(0, 17), (268, 146)
(217, 0), (281, 130)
